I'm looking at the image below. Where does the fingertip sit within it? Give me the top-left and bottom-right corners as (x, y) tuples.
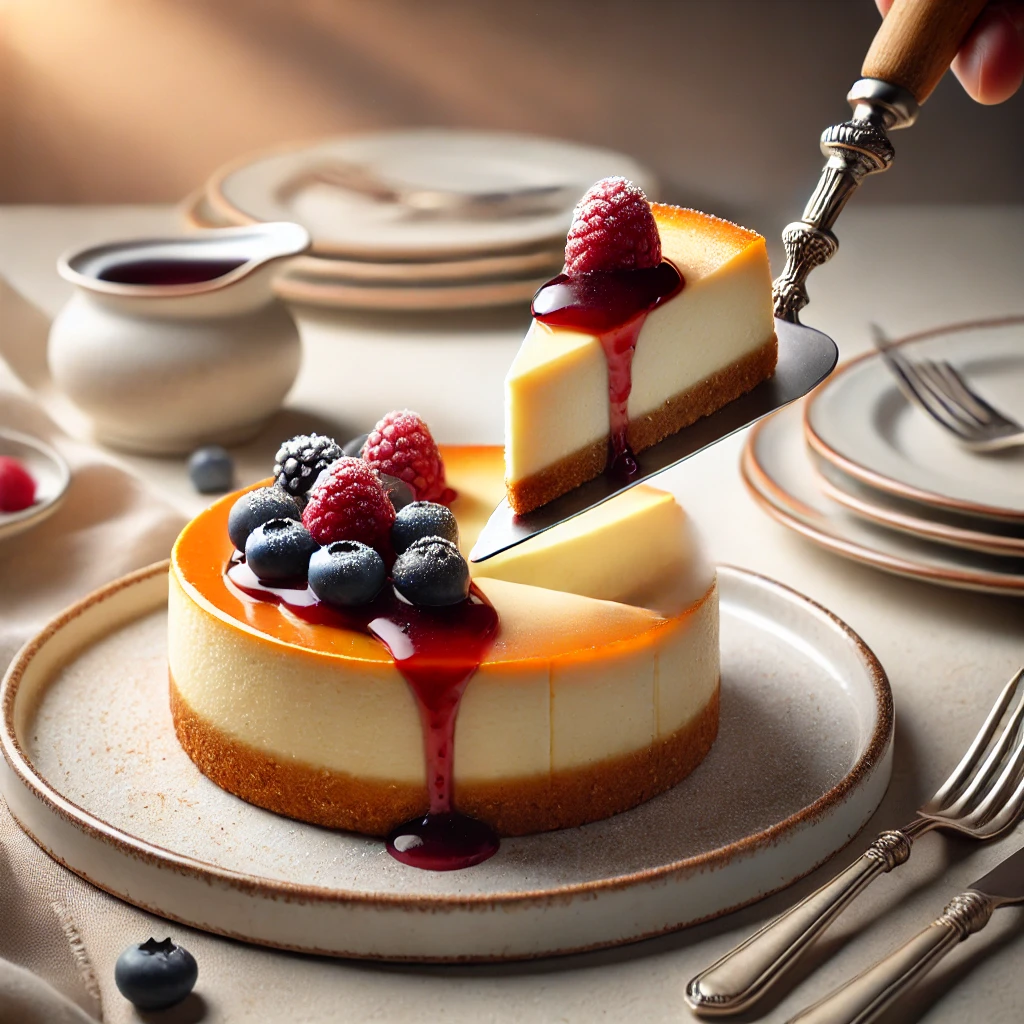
(952, 4), (1024, 104)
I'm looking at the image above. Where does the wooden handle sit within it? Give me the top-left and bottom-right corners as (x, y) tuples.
(862, 0), (989, 103)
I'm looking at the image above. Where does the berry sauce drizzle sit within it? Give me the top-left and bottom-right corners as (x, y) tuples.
(226, 558), (500, 870)
(532, 262), (683, 475)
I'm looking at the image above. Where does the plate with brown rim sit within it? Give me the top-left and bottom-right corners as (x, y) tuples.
(744, 403), (1024, 596)
(804, 318), (1024, 525)
(0, 562), (891, 961)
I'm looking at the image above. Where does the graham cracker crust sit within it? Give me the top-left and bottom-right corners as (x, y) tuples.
(170, 675), (720, 837)
(508, 335), (778, 515)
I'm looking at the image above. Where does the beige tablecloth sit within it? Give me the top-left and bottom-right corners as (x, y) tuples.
(2, 206), (1024, 1024)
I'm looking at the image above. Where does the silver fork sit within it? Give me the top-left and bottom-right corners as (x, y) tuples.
(275, 162), (576, 219)
(871, 325), (1024, 452)
(685, 667), (1024, 1016)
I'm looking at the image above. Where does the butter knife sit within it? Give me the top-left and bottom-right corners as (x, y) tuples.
(789, 843), (1024, 1023)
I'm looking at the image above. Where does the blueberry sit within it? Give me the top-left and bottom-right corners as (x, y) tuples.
(341, 432), (369, 457)
(392, 536), (470, 606)
(188, 445), (234, 493)
(308, 540), (386, 606)
(391, 501), (459, 554)
(380, 473), (416, 513)
(114, 937), (197, 1011)
(245, 518), (317, 582)
(227, 486), (302, 552)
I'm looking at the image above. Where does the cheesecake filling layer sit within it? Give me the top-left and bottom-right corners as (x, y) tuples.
(170, 675), (719, 837)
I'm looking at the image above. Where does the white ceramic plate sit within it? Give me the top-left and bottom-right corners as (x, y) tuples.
(207, 130), (655, 260)
(813, 456), (1024, 559)
(0, 429), (70, 541)
(744, 403), (1024, 595)
(273, 268), (546, 311)
(1, 563), (892, 961)
(805, 318), (1024, 524)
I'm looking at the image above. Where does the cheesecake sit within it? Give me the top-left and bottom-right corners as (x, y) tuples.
(505, 196), (777, 514)
(168, 445), (719, 840)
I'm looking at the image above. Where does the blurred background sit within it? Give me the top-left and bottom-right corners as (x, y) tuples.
(1, 0), (1021, 227)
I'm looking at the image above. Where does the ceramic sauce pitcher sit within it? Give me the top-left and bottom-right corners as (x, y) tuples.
(49, 222), (310, 454)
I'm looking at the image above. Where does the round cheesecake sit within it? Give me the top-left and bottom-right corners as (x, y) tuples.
(168, 446), (719, 837)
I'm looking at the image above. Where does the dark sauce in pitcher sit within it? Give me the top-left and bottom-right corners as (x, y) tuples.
(98, 257), (247, 286)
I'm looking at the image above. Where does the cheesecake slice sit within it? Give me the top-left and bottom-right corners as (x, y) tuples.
(505, 202), (777, 514)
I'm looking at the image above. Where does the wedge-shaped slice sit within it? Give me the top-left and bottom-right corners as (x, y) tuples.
(472, 484), (699, 610)
(505, 204), (777, 513)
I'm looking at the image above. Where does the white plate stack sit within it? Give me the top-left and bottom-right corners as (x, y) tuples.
(742, 317), (1024, 596)
(185, 129), (656, 312)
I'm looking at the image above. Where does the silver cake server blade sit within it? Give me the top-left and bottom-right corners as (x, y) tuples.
(469, 317), (836, 562)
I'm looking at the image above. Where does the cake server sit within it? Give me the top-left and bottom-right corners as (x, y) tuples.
(470, 0), (986, 563)
(788, 840), (1024, 1024)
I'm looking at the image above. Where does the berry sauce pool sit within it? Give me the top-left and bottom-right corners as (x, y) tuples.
(226, 558), (500, 870)
(532, 262), (683, 476)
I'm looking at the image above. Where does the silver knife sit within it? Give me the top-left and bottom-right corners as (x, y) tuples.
(789, 843), (1024, 1024)
(469, 318), (837, 562)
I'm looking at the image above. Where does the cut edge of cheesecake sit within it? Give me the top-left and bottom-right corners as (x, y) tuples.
(505, 203), (778, 515)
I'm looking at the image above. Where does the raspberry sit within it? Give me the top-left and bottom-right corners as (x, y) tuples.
(0, 456), (36, 512)
(563, 177), (661, 277)
(302, 457), (395, 548)
(361, 410), (452, 503)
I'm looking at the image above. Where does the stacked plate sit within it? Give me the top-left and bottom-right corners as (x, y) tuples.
(742, 317), (1024, 595)
(185, 130), (656, 311)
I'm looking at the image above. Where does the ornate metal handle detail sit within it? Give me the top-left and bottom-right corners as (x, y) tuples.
(685, 829), (915, 1015)
(787, 891), (994, 1024)
(772, 79), (918, 323)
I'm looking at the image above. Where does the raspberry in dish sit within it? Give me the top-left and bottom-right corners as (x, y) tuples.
(0, 456), (36, 513)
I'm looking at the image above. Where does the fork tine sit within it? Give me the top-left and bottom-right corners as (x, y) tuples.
(958, 727), (1024, 831)
(979, 764), (1024, 836)
(938, 676), (1024, 816)
(926, 668), (1024, 810)
(926, 361), (993, 423)
(878, 350), (974, 439)
(916, 361), (989, 428)
(904, 360), (990, 437)
(954, 729), (1024, 831)
(931, 360), (1019, 429)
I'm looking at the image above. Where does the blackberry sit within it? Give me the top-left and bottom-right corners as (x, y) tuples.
(273, 433), (343, 498)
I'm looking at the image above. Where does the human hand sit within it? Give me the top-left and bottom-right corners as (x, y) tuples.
(875, 0), (1024, 103)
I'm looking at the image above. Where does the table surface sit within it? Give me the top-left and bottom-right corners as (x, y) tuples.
(1, 203), (1023, 1023)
